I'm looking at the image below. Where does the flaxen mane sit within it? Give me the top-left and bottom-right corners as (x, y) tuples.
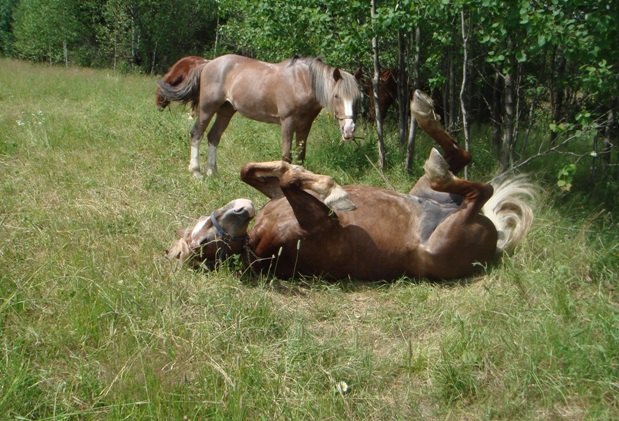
(308, 59), (361, 111)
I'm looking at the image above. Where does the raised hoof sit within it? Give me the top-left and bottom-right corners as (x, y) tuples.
(411, 90), (433, 114)
(423, 148), (451, 183)
(325, 186), (357, 212)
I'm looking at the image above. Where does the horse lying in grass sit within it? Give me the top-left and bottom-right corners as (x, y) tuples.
(166, 91), (537, 281)
(156, 56), (208, 112)
(157, 54), (361, 177)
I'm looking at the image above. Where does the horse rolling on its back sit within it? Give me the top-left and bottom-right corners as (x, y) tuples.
(156, 56), (208, 112)
(167, 90), (538, 281)
(157, 54), (361, 177)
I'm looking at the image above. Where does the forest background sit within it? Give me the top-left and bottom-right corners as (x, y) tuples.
(1, 0), (618, 197)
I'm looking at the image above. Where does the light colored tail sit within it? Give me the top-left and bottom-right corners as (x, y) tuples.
(482, 175), (538, 254)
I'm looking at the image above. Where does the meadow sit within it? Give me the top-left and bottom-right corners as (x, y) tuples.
(1, 58), (618, 420)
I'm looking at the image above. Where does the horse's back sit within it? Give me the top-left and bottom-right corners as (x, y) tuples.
(202, 54), (316, 122)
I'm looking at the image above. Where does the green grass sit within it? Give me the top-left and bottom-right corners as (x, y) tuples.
(1, 58), (618, 419)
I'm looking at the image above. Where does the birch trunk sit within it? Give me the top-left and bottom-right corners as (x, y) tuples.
(371, 0), (385, 170)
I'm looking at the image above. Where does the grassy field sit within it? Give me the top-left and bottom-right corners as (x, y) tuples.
(1, 58), (618, 420)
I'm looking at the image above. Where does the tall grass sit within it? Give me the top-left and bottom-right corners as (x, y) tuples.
(1, 58), (618, 419)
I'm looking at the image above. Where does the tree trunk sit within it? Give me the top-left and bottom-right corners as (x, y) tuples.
(603, 106), (615, 170)
(63, 40), (68, 67)
(150, 43), (157, 75)
(371, 0), (385, 170)
(500, 37), (516, 171)
(492, 71), (502, 155)
(448, 45), (456, 132)
(550, 49), (566, 145)
(459, 10), (470, 179)
(397, 29), (408, 145)
(213, 9), (220, 57)
(501, 71), (514, 171)
(405, 26), (420, 173)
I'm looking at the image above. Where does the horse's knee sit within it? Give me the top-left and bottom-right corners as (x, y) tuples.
(240, 163), (254, 183)
(479, 183), (494, 206)
(279, 170), (301, 190)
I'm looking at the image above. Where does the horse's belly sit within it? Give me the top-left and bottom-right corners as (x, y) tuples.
(233, 105), (280, 124)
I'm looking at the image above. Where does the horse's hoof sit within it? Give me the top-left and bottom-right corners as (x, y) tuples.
(192, 171), (203, 179)
(424, 148), (451, 182)
(325, 186), (357, 212)
(411, 90), (434, 117)
(205, 168), (217, 177)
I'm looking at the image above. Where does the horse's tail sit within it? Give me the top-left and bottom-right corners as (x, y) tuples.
(482, 175), (538, 254)
(157, 61), (207, 108)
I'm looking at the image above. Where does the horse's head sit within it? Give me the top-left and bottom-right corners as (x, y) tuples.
(166, 198), (255, 267)
(330, 68), (361, 141)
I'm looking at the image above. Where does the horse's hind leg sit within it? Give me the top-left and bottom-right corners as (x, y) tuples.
(280, 119), (295, 163)
(411, 90), (471, 174)
(416, 149), (497, 278)
(294, 114), (319, 163)
(189, 110), (214, 178)
(424, 148), (493, 216)
(205, 103), (235, 176)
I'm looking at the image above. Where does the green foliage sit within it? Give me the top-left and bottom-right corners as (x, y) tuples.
(219, 0), (371, 66)
(12, 0), (83, 63)
(557, 163), (576, 192)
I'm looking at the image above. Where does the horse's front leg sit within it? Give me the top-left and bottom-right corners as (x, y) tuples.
(240, 161), (355, 211)
(240, 161), (291, 199)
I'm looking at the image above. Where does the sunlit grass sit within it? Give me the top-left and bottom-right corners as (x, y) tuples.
(1, 58), (618, 419)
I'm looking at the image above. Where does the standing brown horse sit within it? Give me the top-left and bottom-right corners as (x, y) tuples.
(156, 56), (208, 112)
(354, 67), (398, 124)
(167, 90), (537, 281)
(157, 54), (361, 177)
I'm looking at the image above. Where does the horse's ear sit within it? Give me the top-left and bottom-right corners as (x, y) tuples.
(333, 68), (343, 82)
(354, 67), (363, 81)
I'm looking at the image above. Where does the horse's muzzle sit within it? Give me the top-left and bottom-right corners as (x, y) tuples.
(340, 119), (355, 141)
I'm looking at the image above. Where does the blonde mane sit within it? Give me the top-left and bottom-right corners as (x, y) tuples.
(307, 58), (361, 111)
